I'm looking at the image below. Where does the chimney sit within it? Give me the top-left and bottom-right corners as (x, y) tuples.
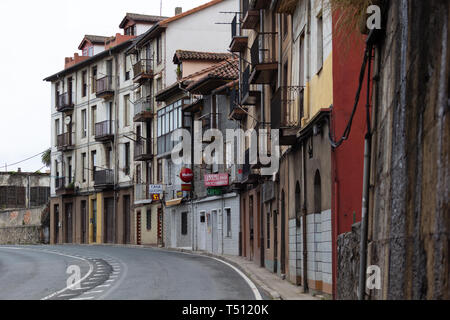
(18, 168), (21, 173)
(175, 7), (182, 15)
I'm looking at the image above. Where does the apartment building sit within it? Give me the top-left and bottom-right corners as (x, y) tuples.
(125, 0), (238, 247)
(44, 14), (166, 245)
(229, 0), (371, 298)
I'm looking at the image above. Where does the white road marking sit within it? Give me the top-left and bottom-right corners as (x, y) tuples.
(71, 297), (95, 300)
(97, 284), (111, 288)
(83, 290), (103, 294)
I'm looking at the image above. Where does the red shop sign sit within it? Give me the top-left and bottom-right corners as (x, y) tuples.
(204, 173), (229, 187)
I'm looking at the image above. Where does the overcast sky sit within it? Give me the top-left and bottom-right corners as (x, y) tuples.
(0, 0), (210, 173)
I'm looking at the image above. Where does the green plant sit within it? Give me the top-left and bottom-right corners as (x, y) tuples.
(41, 148), (51, 167)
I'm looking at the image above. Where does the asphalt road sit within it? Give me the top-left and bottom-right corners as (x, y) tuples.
(0, 245), (265, 300)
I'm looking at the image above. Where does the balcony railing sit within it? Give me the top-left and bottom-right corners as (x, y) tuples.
(199, 113), (220, 132)
(55, 177), (74, 193)
(56, 92), (73, 112)
(57, 132), (74, 151)
(231, 14), (238, 38)
(134, 139), (153, 161)
(133, 59), (154, 82)
(135, 184), (151, 203)
(251, 32), (277, 66)
(95, 120), (114, 141)
(230, 14), (248, 52)
(94, 169), (114, 187)
(133, 97), (154, 122)
(242, 66), (251, 101)
(96, 76), (113, 97)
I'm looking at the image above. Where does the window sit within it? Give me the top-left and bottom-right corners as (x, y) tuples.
(317, 13), (324, 72)
(146, 209), (152, 230)
(157, 159), (162, 183)
(81, 109), (87, 138)
(91, 150), (97, 179)
(125, 25), (136, 36)
(226, 209), (232, 238)
(136, 164), (141, 184)
(157, 99), (188, 154)
(200, 212), (206, 223)
(156, 78), (162, 93)
(124, 95), (130, 127)
(82, 70), (87, 97)
(91, 106), (97, 135)
(124, 143), (130, 175)
(55, 119), (60, 145)
(82, 153), (87, 182)
(181, 212), (188, 235)
(67, 157), (72, 183)
(91, 66), (97, 93)
(156, 36), (162, 64)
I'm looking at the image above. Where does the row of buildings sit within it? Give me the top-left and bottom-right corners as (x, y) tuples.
(45, 0), (449, 300)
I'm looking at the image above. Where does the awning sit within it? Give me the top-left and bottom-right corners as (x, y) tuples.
(165, 198), (183, 207)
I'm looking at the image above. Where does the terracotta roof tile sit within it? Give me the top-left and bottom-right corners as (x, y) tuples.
(160, 0), (224, 26)
(174, 50), (232, 63)
(119, 13), (167, 28)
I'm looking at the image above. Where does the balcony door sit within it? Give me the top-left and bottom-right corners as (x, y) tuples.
(68, 77), (73, 104)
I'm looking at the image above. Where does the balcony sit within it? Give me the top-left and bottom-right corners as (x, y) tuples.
(135, 184), (152, 205)
(229, 87), (246, 120)
(251, 122), (272, 170)
(56, 132), (75, 152)
(95, 76), (114, 99)
(242, 0), (259, 30)
(133, 59), (154, 84)
(251, 0), (271, 10)
(94, 169), (114, 189)
(241, 148), (259, 185)
(55, 177), (75, 195)
(230, 15), (248, 52)
(95, 120), (114, 142)
(271, 86), (304, 145)
(56, 92), (74, 112)
(241, 65), (260, 105)
(133, 97), (154, 122)
(250, 32), (278, 84)
(134, 139), (153, 161)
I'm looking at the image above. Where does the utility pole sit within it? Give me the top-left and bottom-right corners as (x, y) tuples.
(160, 0), (162, 16)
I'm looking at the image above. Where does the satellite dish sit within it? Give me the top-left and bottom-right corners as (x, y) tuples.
(64, 116), (72, 125)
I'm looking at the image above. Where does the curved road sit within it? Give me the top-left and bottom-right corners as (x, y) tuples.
(0, 245), (264, 300)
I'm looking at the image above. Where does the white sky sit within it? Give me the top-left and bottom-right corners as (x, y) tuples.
(0, 0), (210, 173)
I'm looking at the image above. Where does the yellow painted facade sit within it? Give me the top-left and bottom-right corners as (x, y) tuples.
(302, 52), (334, 126)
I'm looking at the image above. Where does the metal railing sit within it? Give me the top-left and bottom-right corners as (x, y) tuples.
(135, 184), (150, 202)
(133, 59), (153, 78)
(94, 169), (114, 186)
(134, 139), (153, 159)
(250, 32), (278, 66)
(57, 132), (73, 149)
(134, 97), (154, 117)
(55, 177), (73, 191)
(96, 76), (113, 95)
(271, 86), (304, 128)
(230, 86), (239, 115)
(95, 120), (114, 138)
(231, 15), (239, 38)
(56, 92), (73, 111)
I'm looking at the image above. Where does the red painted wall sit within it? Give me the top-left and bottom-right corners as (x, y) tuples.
(331, 13), (371, 297)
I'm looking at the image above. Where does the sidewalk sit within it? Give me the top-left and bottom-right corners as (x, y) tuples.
(165, 247), (319, 300)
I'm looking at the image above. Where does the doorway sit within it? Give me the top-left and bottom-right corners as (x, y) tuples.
(273, 209), (278, 274)
(212, 210), (218, 254)
(54, 204), (59, 244)
(65, 203), (73, 243)
(104, 198), (115, 244)
(136, 211), (142, 245)
(81, 200), (87, 244)
(171, 210), (176, 248)
(124, 195), (131, 244)
(92, 199), (97, 243)
(281, 190), (286, 275)
(199, 212), (206, 251)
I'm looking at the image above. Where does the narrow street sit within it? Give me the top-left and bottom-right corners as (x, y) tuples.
(0, 245), (264, 300)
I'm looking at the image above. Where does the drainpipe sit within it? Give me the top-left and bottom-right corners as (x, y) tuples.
(113, 53), (119, 244)
(260, 8), (265, 268)
(358, 42), (373, 301)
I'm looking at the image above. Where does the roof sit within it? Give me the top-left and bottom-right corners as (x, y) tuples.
(44, 39), (133, 82)
(119, 13), (167, 28)
(173, 50), (232, 64)
(185, 58), (239, 93)
(159, 0), (225, 27)
(78, 35), (109, 49)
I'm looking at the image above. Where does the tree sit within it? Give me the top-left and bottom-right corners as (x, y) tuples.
(41, 148), (51, 167)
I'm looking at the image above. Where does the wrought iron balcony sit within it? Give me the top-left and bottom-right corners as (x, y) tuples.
(135, 184), (152, 204)
(56, 132), (75, 152)
(95, 120), (114, 142)
(94, 169), (114, 189)
(134, 139), (153, 161)
(230, 15), (248, 52)
(55, 177), (75, 194)
(241, 65), (260, 105)
(56, 92), (74, 112)
(95, 76), (114, 98)
(271, 86), (304, 145)
(133, 59), (154, 84)
(133, 97), (154, 122)
(242, 0), (259, 30)
(250, 32), (278, 84)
